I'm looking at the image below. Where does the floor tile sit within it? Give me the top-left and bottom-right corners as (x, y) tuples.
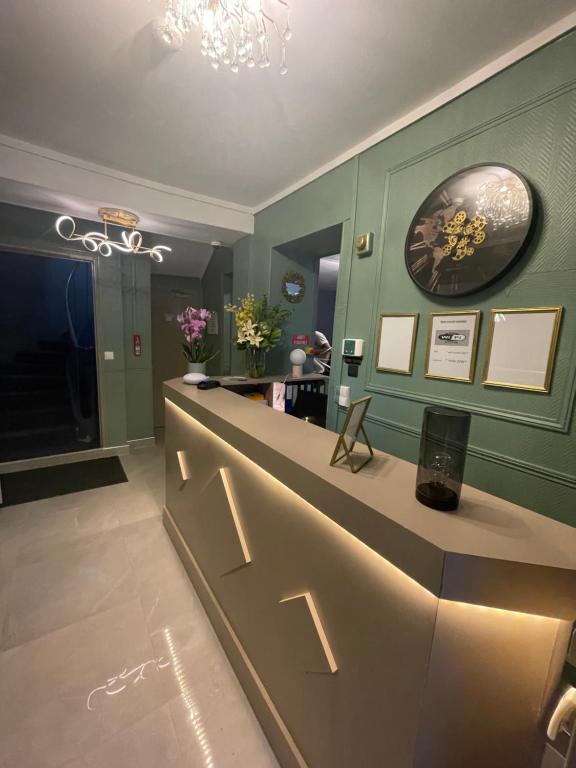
(2, 532), (138, 649)
(82, 705), (181, 768)
(17, 500), (120, 565)
(170, 689), (279, 768)
(0, 693), (106, 768)
(0, 441), (278, 768)
(114, 489), (163, 527)
(0, 599), (152, 733)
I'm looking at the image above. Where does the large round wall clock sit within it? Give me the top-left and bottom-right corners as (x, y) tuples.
(405, 163), (534, 297)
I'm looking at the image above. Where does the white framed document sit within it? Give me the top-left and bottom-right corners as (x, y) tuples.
(376, 313), (419, 374)
(425, 311), (480, 383)
(483, 307), (562, 392)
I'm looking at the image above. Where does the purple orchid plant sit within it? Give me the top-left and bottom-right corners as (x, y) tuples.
(177, 307), (219, 364)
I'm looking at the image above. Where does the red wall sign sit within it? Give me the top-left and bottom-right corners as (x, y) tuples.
(133, 334), (142, 356)
(291, 334), (309, 346)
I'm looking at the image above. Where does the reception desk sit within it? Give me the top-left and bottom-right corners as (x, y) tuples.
(163, 378), (576, 768)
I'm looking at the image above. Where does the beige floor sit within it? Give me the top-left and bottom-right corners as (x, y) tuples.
(0, 439), (279, 768)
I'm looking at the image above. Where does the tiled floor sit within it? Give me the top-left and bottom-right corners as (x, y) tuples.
(0, 439), (279, 768)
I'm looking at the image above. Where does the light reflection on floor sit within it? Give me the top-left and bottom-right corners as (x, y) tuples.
(0, 435), (279, 768)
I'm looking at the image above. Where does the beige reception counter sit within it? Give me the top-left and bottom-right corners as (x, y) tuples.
(163, 378), (576, 768)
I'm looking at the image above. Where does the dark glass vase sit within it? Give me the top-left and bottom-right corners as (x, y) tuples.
(415, 406), (471, 512)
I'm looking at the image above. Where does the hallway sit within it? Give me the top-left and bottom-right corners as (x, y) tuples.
(0, 440), (278, 768)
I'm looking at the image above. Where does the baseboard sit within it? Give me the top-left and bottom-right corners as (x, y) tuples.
(0, 444), (129, 475)
(127, 436), (156, 452)
(162, 505), (307, 768)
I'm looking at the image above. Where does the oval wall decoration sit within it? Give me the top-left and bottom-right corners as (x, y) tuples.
(405, 164), (534, 297)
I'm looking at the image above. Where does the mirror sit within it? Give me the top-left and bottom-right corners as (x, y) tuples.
(282, 271), (305, 303)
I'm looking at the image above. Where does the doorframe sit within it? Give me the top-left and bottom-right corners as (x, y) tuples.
(0, 243), (105, 463)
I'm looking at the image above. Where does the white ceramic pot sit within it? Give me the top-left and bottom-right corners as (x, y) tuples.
(187, 362), (207, 375)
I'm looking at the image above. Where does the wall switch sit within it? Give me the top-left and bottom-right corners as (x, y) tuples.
(104, 351), (114, 361)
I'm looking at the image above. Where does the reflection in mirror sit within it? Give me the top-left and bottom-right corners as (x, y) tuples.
(282, 271), (305, 303)
(286, 282), (301, 296)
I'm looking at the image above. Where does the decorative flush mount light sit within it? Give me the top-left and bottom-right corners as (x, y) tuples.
(157, 0), (291, 74)
(55, 208), (171, 262)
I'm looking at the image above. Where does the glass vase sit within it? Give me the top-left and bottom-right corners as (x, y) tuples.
(246, 347), (266, 378)
(415, 405), (471, 512)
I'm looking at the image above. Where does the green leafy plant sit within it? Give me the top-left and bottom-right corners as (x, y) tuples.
(225, 294), (291, 351)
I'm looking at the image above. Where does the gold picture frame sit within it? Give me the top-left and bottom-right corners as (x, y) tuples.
(482, 307), (563, 393)
(376, 313), (419, 375)
(424, 311), (480, 383)
(330, 396), (374, 473)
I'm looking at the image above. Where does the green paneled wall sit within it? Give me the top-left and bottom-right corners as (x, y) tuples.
(249, 31), (576, 525)
(202, 245), (234, 376)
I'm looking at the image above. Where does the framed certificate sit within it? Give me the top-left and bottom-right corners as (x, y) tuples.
(483, 307), (562, 392)
(376, 313), (419, 374)
(425, 311), (480, 383)
(330, 396), (374, 473)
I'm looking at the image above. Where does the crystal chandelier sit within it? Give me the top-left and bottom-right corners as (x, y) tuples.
(475, 177), (530, 231)
(158, 0), (292, 73)
(55, 208), (170, 263)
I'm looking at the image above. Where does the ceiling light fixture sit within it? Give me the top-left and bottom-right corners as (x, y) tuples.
(55, 208), (171, 263)
(158, 0), (291, 74)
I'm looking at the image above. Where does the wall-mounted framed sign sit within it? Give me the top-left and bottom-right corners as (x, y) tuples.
(483, 307), (562, 393)
(376, 313), (419, 375)
(405, 164), (535, 297)
(330, 396), (373, 473)
(425, 311), (480, 383)
(281, 271), (306, 303)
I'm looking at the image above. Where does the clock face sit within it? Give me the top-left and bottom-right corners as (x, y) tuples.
(405, 164), (534, 297)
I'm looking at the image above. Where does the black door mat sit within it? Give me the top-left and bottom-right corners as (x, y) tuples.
(0, 456), (128, 508)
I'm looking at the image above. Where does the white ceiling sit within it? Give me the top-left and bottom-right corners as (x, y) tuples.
(150, 240), (215, 278)
(0, 1), (574, 210)
(0, 177), (246, 246)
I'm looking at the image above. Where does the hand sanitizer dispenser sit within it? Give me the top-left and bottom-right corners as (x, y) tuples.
(342, 339), (365, 377)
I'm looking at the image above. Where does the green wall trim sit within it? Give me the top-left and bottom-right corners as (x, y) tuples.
(250, 32), (576, 522)
(364, 383), (571, 433)
(361, 77), (576, 436)
(384, 77), (576, 180)
(358, 410), (576, 490)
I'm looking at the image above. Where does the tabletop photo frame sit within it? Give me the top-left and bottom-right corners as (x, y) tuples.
(330, 396), (374, 473)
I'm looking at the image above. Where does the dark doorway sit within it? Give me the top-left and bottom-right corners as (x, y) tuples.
(315, 253), (341, 365)
(0, 251), (100, 462)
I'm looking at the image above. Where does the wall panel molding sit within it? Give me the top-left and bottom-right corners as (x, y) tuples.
(385, 78), (576, 180)
(359, 411), (576, 490)
(365, 79), (576, 435)
(364, 383), (569, 433)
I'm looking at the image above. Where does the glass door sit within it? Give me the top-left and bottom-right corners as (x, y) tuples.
(0, 250), (100, 462)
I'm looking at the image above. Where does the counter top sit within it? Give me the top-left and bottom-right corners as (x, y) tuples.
(216, 373), (328, 386)
(164, 378), (576, 618)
